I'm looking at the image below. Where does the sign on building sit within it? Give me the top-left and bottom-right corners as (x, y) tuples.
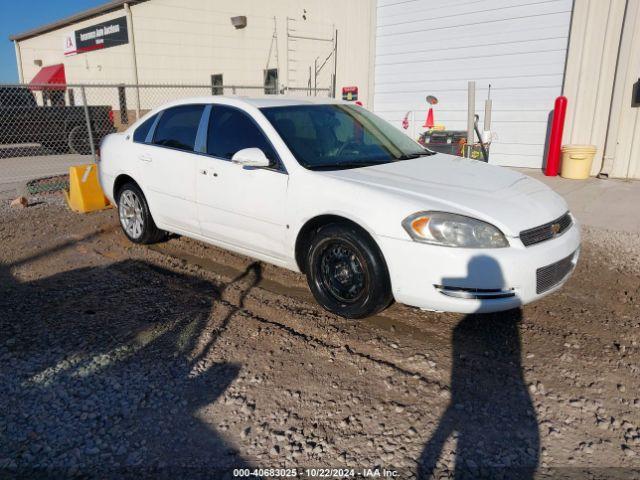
(342, 86), (358, 101)
(64, 16), (128, 56)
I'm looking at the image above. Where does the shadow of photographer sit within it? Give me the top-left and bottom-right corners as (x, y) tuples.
(418, 255), (539, 479)
(1, 246), (264, 477)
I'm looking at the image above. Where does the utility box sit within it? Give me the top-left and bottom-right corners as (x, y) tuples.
(418, 130), (489, 161)
(418, 130), (466, 156)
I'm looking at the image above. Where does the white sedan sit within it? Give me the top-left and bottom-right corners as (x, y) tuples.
(98, 97), (580, 318)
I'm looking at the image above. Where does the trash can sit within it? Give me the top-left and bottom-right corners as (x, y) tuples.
(560, 145), (597, 179)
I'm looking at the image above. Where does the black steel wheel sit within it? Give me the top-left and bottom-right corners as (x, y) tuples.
(305, 223), (393, 319)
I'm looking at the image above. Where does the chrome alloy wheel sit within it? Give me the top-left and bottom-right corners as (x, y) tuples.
(119, 190), (144, 239)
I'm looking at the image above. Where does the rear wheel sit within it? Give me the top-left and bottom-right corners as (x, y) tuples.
(116, 182), (165, 244)
(305, 224), (393, 319)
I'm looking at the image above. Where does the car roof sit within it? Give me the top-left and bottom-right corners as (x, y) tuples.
(158, 95), (348, 110)
(127, 95), (353, 132)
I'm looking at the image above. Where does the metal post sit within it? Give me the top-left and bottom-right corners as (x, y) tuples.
(80, 86), (97, 162)
(466, 81), (475, 158)
(124, 3), (141, 120)
(314, 57), (317, 96)
(484, 84), (492, 132)
(333, 29), (338, 98)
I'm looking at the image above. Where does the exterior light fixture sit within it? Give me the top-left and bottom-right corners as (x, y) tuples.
(231, 16), (247, 29)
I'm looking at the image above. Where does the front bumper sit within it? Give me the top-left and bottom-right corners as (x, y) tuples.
(377, 223), (580, 313)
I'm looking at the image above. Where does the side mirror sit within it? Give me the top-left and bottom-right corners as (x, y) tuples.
(231, 148), (271, 168)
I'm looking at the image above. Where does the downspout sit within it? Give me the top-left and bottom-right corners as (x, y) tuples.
(14, 40), (25, 83)
(124, 2), (141, 120)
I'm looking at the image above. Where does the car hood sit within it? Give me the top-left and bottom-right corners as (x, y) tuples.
(319, 154), (568, 236)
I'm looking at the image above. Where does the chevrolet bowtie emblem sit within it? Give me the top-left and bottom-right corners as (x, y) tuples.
(551, 223), (561, 235)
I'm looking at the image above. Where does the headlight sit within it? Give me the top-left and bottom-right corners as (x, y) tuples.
(402, 211), (509, 248)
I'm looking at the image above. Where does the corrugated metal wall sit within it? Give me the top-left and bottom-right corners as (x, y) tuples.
(373, 0), (573, 168)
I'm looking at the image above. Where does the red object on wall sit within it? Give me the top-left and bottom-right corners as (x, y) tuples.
(29, 64), (66, 91)
(402, 111), (410, 129)
(342, 86), (358, 101)
(423, 107), (434, 128)
(545, 96), (568, 176)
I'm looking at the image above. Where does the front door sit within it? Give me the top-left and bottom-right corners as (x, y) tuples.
(196, 105), (288, 260)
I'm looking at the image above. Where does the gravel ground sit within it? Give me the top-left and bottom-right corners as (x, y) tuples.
(1, 195), (639, 479)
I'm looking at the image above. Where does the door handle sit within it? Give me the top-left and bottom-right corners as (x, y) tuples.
(139, 154), (152, 162)
(199, 169), (207, 175)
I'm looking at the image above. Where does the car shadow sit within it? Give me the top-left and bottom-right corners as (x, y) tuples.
(418, 255), (539, 479)
(0, 245), (263, 477)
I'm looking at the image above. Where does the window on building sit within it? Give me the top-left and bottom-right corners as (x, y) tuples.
(211, 74), (223, 95)
(133, 114), (158, 143)
(207, 105), (277, 164)
(264, 68), (278, 95)
(152, 105), (205, 152)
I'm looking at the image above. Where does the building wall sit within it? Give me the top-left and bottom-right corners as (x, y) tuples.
(562, 0), (626, 176)
(16, 0), (375, 102)
(373, 0), (574, 168)
(562, 0), (640, 180)
(601, 0), (640, 179)
(18, 9), (136, 85)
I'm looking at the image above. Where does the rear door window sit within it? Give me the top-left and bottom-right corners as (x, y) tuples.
(207, 105), (278, 164)
(133, 114), (157, 143)
(152, 105), (205, 152)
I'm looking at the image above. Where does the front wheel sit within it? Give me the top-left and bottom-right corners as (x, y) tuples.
(116, 182), (165, 244)
(305, 224), (393, 319)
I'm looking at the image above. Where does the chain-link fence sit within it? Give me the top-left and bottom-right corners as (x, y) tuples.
(0, 83), (331, 195)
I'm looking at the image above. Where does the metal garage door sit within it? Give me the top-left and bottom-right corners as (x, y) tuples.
(374, 0), (573, 168)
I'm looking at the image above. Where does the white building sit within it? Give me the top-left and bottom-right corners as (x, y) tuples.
(11, 0), (376, 102)
(10, 0), (640, 179)
(373, 0), (640, 179)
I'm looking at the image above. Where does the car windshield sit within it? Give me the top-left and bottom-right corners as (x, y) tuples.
(260, 104), (433, 170)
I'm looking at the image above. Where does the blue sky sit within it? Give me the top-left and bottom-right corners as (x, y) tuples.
(0, 0), (106, 83)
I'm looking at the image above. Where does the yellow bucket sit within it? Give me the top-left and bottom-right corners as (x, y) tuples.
(560, 144), (597, 180)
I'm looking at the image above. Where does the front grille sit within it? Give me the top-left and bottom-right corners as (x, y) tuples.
(536, 251), (576, 294)
(520, 212), (572, 247)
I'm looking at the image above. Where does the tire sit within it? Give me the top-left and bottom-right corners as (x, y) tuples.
(305, 223), (393, 319)
(116, 182), (165, 244)
(67, 124), (91, 155)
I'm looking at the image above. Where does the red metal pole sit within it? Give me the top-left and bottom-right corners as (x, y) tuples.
(545, 96), (568, 176)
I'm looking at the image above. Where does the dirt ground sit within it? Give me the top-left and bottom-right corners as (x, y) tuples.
(1, 195), (639, 479)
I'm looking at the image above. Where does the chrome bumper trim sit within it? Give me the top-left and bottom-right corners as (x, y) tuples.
(434, 285), (516, 300)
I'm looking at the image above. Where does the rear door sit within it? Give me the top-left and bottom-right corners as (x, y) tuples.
(139, 104), (205, 234)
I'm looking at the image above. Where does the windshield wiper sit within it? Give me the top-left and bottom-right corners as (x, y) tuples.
(306, 161), (386, 171)
(397, 150), (436, 160)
